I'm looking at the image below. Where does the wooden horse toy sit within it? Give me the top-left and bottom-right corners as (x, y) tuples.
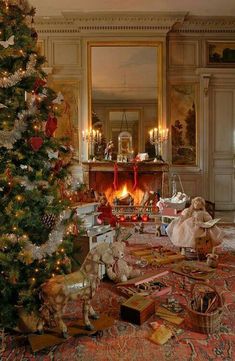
(39, 242), (125, 338)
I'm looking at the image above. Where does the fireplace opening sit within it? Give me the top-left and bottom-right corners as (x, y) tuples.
(82, 161), (169, 221)
(90, 172), (161, 206)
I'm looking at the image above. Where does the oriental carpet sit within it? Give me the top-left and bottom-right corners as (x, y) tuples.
(1, 224), (235, 361)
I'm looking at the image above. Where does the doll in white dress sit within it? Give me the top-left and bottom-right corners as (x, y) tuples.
(166, 196), (224, 254)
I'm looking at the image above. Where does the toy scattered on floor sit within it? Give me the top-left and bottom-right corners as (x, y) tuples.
(131, 245), (184, 265)
(149, 324), (173, 345)
(106, 241), (141, 283)
(171, 261), (215, 280)
(39, 242), (125, 338)
(134, 222), (144, 234)
(166, 196), (224, 254)
(206, 251), (219, 268)
(116, 270), (171, 298)
(157, 191), (188, 212)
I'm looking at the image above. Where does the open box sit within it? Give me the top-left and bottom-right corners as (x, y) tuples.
(117, 270), (172, 298)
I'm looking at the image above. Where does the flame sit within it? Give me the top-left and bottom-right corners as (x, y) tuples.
(120, 184), (128, 197)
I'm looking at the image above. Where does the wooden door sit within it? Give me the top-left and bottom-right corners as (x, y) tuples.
(210, 83), (235, 210)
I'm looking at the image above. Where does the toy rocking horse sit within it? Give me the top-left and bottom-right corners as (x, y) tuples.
(39, 242), (124, 338)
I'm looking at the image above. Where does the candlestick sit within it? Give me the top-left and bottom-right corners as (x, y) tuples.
(82, 127), (102, 157)
(149, 126), (168, 162)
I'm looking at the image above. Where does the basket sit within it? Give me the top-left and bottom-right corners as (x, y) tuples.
(186, 283), (223, 334)
(163, 199), (187, 211)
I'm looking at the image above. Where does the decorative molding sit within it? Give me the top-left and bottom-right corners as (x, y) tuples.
(34, 12), (187, 35)
(172, 16), (235, 33)
(34, 13), (235, 35)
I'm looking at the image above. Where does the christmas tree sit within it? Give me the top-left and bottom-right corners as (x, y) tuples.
(0, 0), (78, 329)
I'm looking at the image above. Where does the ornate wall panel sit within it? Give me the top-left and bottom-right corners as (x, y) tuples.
(169, 41), (199, 67)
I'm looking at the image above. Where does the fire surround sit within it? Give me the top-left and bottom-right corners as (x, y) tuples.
(82, 161), (169, 205)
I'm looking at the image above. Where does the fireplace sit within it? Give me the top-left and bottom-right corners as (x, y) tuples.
(82, 161), (169, 206)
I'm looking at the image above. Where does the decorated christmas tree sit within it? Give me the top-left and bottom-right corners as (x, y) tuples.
(0, 0), (79, 329)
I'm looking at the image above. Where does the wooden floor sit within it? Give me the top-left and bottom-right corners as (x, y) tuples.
(215, 210), (235, 223)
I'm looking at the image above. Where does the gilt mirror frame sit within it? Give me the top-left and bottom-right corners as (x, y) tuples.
(87, 41), (164, 159)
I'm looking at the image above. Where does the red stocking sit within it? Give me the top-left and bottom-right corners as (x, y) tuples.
(113, 162), (118, 190)
(133, 163), (138, 190)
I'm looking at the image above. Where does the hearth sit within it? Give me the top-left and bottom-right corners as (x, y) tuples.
(82, 161), (169, 220)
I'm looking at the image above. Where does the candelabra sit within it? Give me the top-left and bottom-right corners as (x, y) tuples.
(149, 127), (169, 162)
(82, 128), (102, 158)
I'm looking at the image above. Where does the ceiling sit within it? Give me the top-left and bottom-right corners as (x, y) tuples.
(30, 0), (235, 17)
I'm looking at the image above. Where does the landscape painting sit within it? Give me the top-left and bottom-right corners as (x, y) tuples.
(170, 84), (196, 165)
(208, 42), (235, 66)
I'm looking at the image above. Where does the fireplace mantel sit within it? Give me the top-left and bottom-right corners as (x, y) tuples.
(82, 161), (169, 197)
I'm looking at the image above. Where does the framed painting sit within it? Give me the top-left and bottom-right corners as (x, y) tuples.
(48, 80), (79, 156)
(170, 84), (197, 166)
(207, 41), (235, 66)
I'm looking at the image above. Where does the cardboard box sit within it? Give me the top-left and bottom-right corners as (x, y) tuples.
(120, 294), (155, 325)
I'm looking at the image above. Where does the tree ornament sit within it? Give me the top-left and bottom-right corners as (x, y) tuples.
(29, 136), (43, 151)
(45, 115), (57, 137)
(31, 28), (38, 40)
(33, 78), (46, 94)
(52, 92), (64, 104)
(0, 35), (14, 48)
(41, 213), (57, 229)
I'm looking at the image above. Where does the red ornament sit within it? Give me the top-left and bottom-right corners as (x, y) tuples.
(131, 214), (138, 222)
(53, 160), (63, 174)
(29, 136), (43, 151)
(141, 214), (149, 222)
(119, 215), (126, 222)
(33, 78), (46, 94)
(45, 115), (57, 137)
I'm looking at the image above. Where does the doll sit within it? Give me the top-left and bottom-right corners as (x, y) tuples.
(104, 140), (114, 160)
(166, 196), (224, 254)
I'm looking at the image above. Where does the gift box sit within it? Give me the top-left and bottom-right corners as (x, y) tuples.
(120, 294), (155, 325)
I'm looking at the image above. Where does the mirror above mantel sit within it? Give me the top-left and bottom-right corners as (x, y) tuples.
(88, 41), (163, 160)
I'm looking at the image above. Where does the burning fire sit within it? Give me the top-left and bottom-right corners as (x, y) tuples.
(120, 184), (128, 197)
(104, 182), (144, 205)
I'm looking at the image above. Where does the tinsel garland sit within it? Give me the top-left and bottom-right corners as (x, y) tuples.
(21, 209), (71, 262)
(0, 54), (37, 88)
(1, 209), (72, 264)
(0, 106), (36, 149)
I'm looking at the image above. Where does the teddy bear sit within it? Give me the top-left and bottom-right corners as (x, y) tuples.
(104, 241), (141, 283)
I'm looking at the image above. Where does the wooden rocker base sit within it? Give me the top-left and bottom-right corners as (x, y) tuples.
(28, 314), (115, 353)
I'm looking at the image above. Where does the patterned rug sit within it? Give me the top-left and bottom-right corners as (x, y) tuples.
(1, 224), (235, 361)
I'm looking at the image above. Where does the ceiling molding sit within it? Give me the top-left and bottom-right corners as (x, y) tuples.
(34, 11), (187, 35)
(172, 16), (235, 33)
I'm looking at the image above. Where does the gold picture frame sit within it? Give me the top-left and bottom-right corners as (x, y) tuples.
(170, 84), (197, 166)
